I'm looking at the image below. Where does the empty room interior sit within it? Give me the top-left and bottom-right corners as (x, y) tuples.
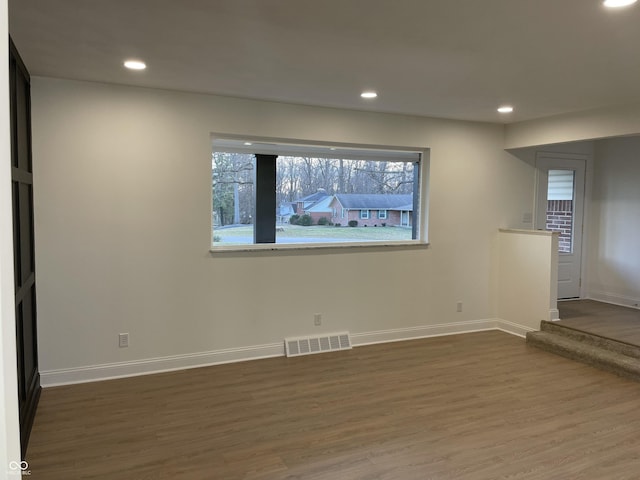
(4, 1), (640, 478)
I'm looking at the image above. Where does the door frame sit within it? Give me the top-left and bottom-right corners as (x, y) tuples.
(535, 151), (587, 299)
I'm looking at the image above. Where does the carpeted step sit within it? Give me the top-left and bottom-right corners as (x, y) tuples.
(526, 330), (640, 382)
(539, 320), (640, 359)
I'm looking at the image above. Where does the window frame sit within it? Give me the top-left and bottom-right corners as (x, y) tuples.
(359, 209), (370, 220)
(378, 209), (388, 220)
(210, 135), (430, 252)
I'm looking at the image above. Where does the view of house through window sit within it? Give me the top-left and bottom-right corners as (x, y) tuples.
(212, 140), (422, 247)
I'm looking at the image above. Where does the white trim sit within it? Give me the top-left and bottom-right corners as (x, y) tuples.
(351, 319), (533, 345)
(549, 308), (560, 321)
(210, 239), (429, 253)
(350, 319), (498, 346)
(587, 291), (640, 310)
(498, 228), (556, 237)
(494, 319), (536, 338)
(41, 343), (284, 387)
(1, 16), (22, 469)
(40, 318), (530, 387)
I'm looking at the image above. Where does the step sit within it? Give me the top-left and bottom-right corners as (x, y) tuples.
(526, 330), (640, 382)
(539, 320), (640, 360)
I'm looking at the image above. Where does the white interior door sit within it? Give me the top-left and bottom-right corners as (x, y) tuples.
(535, 153), (586, 299)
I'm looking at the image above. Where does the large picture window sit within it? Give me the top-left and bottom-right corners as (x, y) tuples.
(211, 138), (426, 249)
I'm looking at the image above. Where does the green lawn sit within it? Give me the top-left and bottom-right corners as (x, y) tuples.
(213, 224), (412, 244)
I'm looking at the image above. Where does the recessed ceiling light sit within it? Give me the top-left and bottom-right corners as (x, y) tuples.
(243, 142), (253, 146)
(603, 0), (637, 7)
(497, 105), (514, 113)
(361, 91), (378, 99)
(124, 60), (146, 70)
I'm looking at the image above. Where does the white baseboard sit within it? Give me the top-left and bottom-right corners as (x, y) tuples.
(40, 343), (285, 387)
(40, 318), (529, 387)
(549, 308), (560, 321)
(494, 319), (536, 338)
(350, 319), (499, 346)
(588, 291), (640, 310)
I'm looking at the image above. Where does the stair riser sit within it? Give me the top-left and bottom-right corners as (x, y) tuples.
(527, 333), (640, 382)
(540, 321), (640, 359)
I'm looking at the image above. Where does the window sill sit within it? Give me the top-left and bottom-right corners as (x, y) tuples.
(209, 240), (430, 254)
(499, 228), (559, 237)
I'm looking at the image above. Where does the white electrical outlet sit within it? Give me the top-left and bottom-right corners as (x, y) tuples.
(119, 333), (129, 348)
(456, 301), (463, 313)
(314, 314), (322, 326)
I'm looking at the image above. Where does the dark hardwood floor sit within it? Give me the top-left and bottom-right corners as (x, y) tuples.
(558, 299), (640, 346)
(27, 330), (640, 479)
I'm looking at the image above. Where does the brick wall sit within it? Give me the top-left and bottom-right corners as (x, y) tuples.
(308, 212), (331, 224)
(546, 200), (573, 253)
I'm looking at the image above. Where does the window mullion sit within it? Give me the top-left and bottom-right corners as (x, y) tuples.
(254, 154), (277, 243)
(412, 160), (420, 240)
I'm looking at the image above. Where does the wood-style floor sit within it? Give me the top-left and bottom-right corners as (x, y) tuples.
(27, 331), (640, 479)
(558, 299), (640, 346)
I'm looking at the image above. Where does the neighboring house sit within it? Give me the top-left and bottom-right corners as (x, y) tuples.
(330, 194), (413, 227)
(304, 195), (334, 224)
(278, 202), (296, 224)
(282, 191), (413, 227)
(278, 189), (331, 224)
(294, 189), (329, 215)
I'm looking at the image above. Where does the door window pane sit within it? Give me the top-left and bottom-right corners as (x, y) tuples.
(546, 169), (575, 253)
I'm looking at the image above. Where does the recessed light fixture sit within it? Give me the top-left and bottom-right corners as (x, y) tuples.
(497, 105), (514, 113)
(361, 91), (378, 99)
(243, 142), (253, 146)
(124, 59), (146, 70)
(603, 0), (637, 7)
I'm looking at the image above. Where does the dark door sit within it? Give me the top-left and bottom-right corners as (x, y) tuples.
(10, 37), (41, 456)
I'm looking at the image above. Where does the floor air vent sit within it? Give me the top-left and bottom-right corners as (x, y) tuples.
(285, 332), (352, 357)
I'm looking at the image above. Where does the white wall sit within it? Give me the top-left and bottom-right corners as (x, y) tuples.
(31, 77), (536, 383)
(496, 230), (559, 332)
(1, 0), (23, 468)
(587, 136), (640, 307)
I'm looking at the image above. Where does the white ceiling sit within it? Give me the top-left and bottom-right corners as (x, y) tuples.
(8, 0), (640, 124)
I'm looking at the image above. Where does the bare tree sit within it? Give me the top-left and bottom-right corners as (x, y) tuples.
(213, 153), (415, 225)
(212, 152), (254, 225)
